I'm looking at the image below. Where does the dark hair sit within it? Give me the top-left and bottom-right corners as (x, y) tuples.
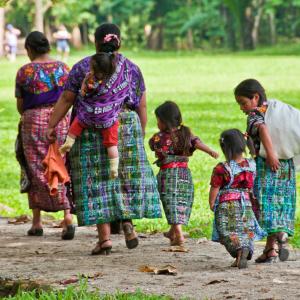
(90, 52), (116, 81)
(219, 128), (255, 161)
(155, 101), (192, 156)
(94, 23), (121, 53)
(25, 31), (50, 54)
(234, 79), (267, 106)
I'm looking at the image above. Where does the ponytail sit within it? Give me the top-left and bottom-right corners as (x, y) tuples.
(245, 134), (256, 157)
(173, 125), (193, 156)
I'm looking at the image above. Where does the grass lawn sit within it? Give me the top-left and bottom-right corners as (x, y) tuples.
(0, 48), (299, 247)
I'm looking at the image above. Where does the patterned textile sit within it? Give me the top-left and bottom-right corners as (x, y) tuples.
(15, 61), (69, 110)
(254, 156), (296, 236)
(64, 54), (145, 128)
(212, 159), (266, 258)
(149, 130), (200, 161)
(69, 110), (161, 226)
(156, 155), (194, 225)
(21, 106), (70, 212)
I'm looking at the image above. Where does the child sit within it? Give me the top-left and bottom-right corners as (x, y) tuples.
(209, 129), (265, 269)
(235, 79), (299, 263)
(149, 101), (219, 246)
(59, 52), (119, 179)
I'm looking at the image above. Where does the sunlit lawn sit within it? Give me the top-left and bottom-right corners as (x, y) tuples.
(0, 48), (299, 247)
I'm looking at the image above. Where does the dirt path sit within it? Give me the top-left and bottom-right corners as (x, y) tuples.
(0, 217), (300, 300)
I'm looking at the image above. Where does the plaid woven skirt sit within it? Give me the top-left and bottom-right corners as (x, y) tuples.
(215, 199), (262, 258)
(21, 106), (70, 212)
(157, 157), (194, 225)
(254, 156), (296, 236)
(69, 110), (161, 226)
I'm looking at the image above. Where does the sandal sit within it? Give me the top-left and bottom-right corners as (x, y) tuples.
(122, 222), (139, 249)
(238, 248), (249, 269)
(61, 224), (75, 240)
(170, 237), (185, 247)
(27, 228), (43, 236)
(255, 248), (278, 263)
(277, 232), (289, 262)
(91, 239), (112, 255)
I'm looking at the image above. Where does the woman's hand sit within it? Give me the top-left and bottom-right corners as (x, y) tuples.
(209, 201), (215, 212)
(47, 127), (56, 143)
(266, 153), (280, 172)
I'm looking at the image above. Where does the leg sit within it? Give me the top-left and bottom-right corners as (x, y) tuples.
(91, 223), (112, 255)
(27, 208), (43, 236)
(170, 224), (185, 246)
(122, 220), (139, 249)
(61, 209), (75, 240)
(102, 121), (119, 179)
(59, 117), (85, 155)
(163, 226), (175, 241)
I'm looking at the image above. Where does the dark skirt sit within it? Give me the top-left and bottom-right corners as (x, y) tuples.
(254, 156), (296, 236)
(69, 110), (162, 226)
(21, 106), (70, 212)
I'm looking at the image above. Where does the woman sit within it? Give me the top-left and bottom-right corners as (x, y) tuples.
(47, 23), (161, 254)
(235, 79), (297, 263)
(15, 31), (75, 239)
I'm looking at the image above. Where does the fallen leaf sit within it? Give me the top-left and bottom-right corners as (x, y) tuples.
(162, 246), (189, 253)
(272, 278), (285, 284)
(197, 237), (208, 244)
(81, 272), (103, 279)
(8, 215), (31, 224)
(205, 279), (229, 285)
(59, 277), (79, 285)
(139, 265), (177, 275)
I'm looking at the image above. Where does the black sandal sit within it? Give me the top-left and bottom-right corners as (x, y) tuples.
(61, 224), (75, 240)
(27, 228), (43, 236)
(91, 239), (112, 255)
(277, 233), (289, 262)
(238, 248), (250, 269)
(255, 248), (278, 263)
(122, 222), (139, 249)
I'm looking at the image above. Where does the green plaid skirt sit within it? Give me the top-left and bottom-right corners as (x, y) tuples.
(254, 156), (296, 236)
(215, 200), (258, 258)
(69, 110), (161, 226)
(157, 156), (194, 225)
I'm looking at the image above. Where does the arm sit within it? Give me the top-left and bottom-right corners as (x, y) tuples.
(209, 186), (220, 211)
(194, 139), (219, 159)
(136, 92), (147, 137)
(16, 98), (24, 115)
(47, 90), (76, 142)
(258, 124), (280, 171)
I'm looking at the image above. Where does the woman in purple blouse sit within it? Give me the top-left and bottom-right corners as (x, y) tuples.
(15, 31), (75, 239)
(47, 23), (161, 255)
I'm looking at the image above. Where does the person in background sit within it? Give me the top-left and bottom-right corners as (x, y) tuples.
(4, 24), (21, 62)
(53, 25), (71, 62)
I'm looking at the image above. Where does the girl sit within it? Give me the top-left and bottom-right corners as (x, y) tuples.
(59, 51), (119, 179)
(149, 101), (219, 246)
(235, 78), (298, 263)
(210, 129), (265, 269)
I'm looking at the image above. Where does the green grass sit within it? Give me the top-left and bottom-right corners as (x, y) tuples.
(0, 48), (299, 247)
(2, 279), (180, 300)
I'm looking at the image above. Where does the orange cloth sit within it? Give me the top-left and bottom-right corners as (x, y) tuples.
(42, 142), (70, 197)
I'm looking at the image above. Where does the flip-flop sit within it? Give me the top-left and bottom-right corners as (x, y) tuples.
(255, 248), (278, 263)
(91, 239), (112, 255)
(238, 248), (249, 269)
(61, 224), (75, 240)
(27, 228), (43, 236)
(123, 223), (139, 249)
(277, 233), (289, 262)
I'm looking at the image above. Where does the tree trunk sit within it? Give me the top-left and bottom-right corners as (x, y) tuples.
(268, 10), (276, 45)
(187, 29), (194, 49)
(81, 22), (88, 45)
(72, 25), (82, 49)
(0, 8), (4, 57)
(35, 0), (44, 32)
(147, 23), (164, 50)
(242, 5), (255, 50)
(251, 0), (264, 48)
(222, 5), (237, 50)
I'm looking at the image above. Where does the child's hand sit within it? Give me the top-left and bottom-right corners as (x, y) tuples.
(209, 202), (215, 211)
(266, 153), (280, 172)
(209, 150), (219, 159)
